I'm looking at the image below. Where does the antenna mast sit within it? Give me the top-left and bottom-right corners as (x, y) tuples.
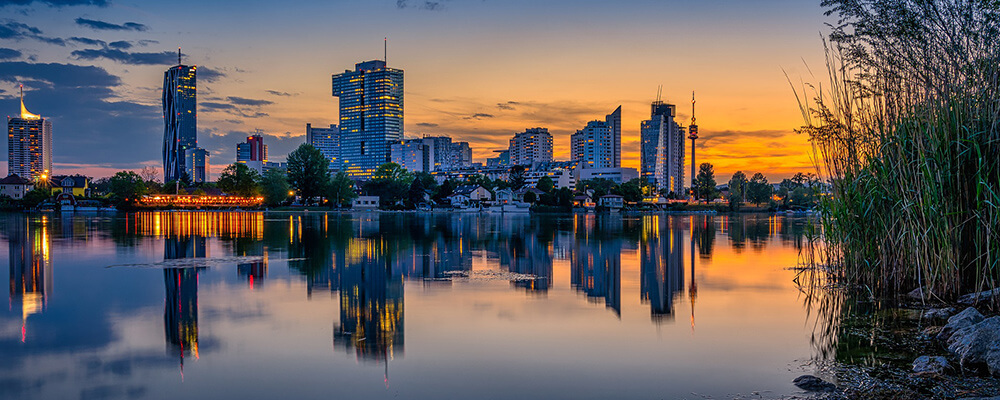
(384, 37), (387, 65)
(178, 47), (181, 65)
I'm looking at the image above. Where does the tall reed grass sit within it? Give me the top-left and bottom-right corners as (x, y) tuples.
(796, 0), (1000, 302)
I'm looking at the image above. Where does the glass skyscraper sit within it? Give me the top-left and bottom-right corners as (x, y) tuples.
(641, 102), (685, 193)
(7, 89), (52, 181)
(332, 60), (403, 178)
(162, 63), (197, 183)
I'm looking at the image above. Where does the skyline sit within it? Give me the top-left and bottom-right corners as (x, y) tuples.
(0, 0), (828, 180)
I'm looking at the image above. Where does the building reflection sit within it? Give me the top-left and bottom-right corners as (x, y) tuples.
(162, 235), (206, 370)
(640, 215), (685, 323)
(333, 238), (404, 364)
(571, 215), (621, 316)
(7, 215), (52, 342)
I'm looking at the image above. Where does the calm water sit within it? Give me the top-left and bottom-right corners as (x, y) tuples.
(1, 211), (821, 400)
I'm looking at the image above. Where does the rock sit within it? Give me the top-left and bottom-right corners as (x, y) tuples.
(907, 287), (928, 300)
(923, 307), (956, 320)
(946, 316), (1000, 376)
(937, 307), (985, 342)
(958, 288), (1000, 305)
(792, 375), (836, 392)
(912, 355), (950, 374)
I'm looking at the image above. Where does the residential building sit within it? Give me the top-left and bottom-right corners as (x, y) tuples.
(332, 60), (403, 179)
(0, 175), (33, 199)
(8, 88), (52, 181)
(487, 149), (510, 168)
(571, 106), (621, 169)
(390, 138), (435, 173)
(527, 161), (578, 189)
(430, 166), (509, 183)
(508, 128), (553, 166)
(578, 167), (640, 184)
(641, 101), (686, 193)
(162, 61), (197, 183)
(353, 196), (380, 209)
(236, 131), (267, 174)
(185, 147), (209, 183)
(452, 141), (472, 168)
(306, 123), (343, 171)
(263, 161), (287, 174)
(422, 136), (472, 170)
(50, 175), (90, 197)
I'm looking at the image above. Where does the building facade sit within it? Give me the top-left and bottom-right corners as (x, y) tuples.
(508, 128), (553, 167)
(641, 102), (685, 193)
(486, 149), (510, 168)
(8, 91), (52, 181)
(390, 138), (435, 173)
(162, 64), (197, 183)
(571, 106), (621, 169)
(332, 60), (403, 179)
(236, 132), (267, 174)
(185, 147), (209, 183)
(306, 123), (342, 171)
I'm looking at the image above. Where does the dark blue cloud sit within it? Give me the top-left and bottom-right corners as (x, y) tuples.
(0, 0), (108, 6)
(71, 48), (177, 65)
(0, 47), (21, 60)
(67, 36), (105, 46)
(74, 17), (147, 31)
(197, 66), (225, 82)
(107, 40), (130, 49)
(227, 96), (272, 106)
(0, 20), (65, 45)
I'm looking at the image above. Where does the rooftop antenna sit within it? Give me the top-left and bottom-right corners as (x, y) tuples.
(655, 85), (662, 103)
(384, 37), (387, 65)
(178, 47), (181, 65)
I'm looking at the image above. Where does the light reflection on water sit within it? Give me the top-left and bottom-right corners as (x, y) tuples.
(1, 211), (818, 400)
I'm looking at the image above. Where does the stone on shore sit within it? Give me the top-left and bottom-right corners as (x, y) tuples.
(912, 355), (950, 374)
(937, 307), (985, 342)
(946, 316), (1000, 376)
(907, 287), (928, 300)
(959, 288), (1000, 305)
(792, 375), (836, 392)
(924, 307), (955, 320)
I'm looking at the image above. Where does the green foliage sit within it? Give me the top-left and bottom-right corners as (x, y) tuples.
(260, 168), (291, 206)
(523, 191), (537, 204)
(286, 144), (330, 203)
(363, 163), (413, 208)
(536, 176), (554, 193)
(693, 163), (718, 201)
(508, 165), (526, 189)
(108, 171), (146, 205)
(577, 178), (617, 199)
(22, 187), (52, 208)
(727, 171), (748, 210)
(217, 163), (261, 197)
(326, 171), (357, 208)
(413, 172), (439, 193)
(434, 179), (455, 202)
(408, 177), (428, 206)
(617, 178), (644, 204)
(746, 172), (771, 206)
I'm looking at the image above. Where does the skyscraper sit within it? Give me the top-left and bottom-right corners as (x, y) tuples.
(7, 87), (52, 181)
(332, 60), (404, 179)
(185, 147), (209, 183)
(508, 128), (553, 166)
(236, 131), (267, 174)
(641, 101), (686, 193)
(162, 55), (197, 183)
(306, 123), (343, 171)
(390, 138), (435, 173)
(571, 106), (621, 169)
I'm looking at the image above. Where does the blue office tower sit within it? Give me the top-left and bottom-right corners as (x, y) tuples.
(332, 60), (403, 179)
(162, 63), (197, 183)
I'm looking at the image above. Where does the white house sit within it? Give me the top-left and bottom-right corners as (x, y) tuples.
(452, 185), (492, 202)
(0, 175), (33, 200)
(353, 195), (380, 209)
(599, 194), (624, 210)
(495, 188), (515, 204)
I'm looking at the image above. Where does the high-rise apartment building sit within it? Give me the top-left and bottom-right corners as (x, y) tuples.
(306, 123), (343, 171)
(236, 131), (267, 174)
(185, 147), (209, 183)
(571, 106), (621, 169)
(7, 88), (51, 181)
(422, 136), (472, 171)
(508, 128), (553, 167)
(641, 102), (686, 193)
(486, 150), (510, 168)
(390, 138), (435, 173)
(332, 60), (403, 179)
(162, 60), (197, 183)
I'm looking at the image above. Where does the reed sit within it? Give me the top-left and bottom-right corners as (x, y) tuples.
(797, 0), (1000, 301)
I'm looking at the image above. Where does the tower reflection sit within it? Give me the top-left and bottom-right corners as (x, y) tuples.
(640, 215), (685, 323)
(7, 215), (52, 342)
(162, 233), (206, 371)
(332, 237), (404, 364)
(571, 215), (622, 316)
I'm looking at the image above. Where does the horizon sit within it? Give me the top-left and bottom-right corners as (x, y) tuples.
(1, 0), (828, 181)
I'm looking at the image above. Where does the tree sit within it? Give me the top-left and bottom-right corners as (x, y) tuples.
(413, 172), (438, 193)
(326, 171), (357, 208)
(617, 178), (644, 203)
(577, 178), (617, 199)
(260, 168), (291, 206)
(287, 144), (330, 204)
(523, 191), (537, 203)
(727, 171), (748, 210)
(22, 187), (51, 208)
(363, 163), (413, 208)
(536, 176), (554, 193)
(746, 172), (771, 206)
(509, 165), (526, 189)
(408, 176), (427, 206)
(217, 163), (261, 197)
(108, 170), (147, 205)
(693, 163), (719, 201)
(434, 179), (455, 202)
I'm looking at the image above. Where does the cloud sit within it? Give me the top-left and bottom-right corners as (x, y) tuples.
(264, 90), (294, 97)
(395, 0), (445, 11)
(71, 48), (177, 65)
(0, 47), (21, 60)
(74, 17), (148, 32)
(226, 96), (272, 106)
(496, 101), (519, 111)
(0, 20), (64, 45)
(67, 36), (105, 47)
(197, 67), (226, 83)
(464, 112), (494, 120)
(107, 40), (131, 49)
(416, 122), (438, 128)
(0, 0), (108, 6)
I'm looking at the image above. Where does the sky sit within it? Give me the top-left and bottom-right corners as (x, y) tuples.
(0, 0), (831, 181)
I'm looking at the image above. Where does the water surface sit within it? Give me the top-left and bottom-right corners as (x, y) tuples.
(1, 212), (819, 399)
